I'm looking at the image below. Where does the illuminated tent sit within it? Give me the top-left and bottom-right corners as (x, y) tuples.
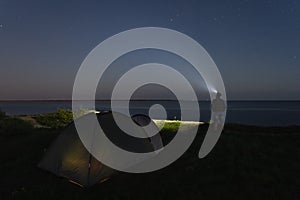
(38, 111), (163, 187)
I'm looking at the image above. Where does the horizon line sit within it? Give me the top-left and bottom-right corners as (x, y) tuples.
(0, 99), (300, 102)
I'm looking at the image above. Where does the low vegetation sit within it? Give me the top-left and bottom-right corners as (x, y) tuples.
(35, 108), (95, 129)
(35, 109), (73, 129)
(0, 110), (33, 137)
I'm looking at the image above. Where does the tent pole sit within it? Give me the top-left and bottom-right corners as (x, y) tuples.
(87, 153), (92, 186)
(87, 116), (98, 186)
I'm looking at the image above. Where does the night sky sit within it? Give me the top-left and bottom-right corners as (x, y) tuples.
(0, 0), (299, 100)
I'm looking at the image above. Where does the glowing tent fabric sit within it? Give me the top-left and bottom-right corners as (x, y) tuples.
(38, 112), (163, 187)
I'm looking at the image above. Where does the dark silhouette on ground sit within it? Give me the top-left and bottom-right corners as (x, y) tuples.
(1, 112), (300, 199)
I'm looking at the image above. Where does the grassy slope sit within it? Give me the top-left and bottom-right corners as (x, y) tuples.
(1, 122), (300, 199)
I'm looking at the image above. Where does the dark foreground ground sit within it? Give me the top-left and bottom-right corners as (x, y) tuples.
(1, 120), (300, 200)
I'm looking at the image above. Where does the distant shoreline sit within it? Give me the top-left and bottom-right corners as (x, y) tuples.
(0, 99), (300, 102)
(1, 101), (300, 126)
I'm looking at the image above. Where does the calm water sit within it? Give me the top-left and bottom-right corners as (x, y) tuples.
(0, 101), (299, 126)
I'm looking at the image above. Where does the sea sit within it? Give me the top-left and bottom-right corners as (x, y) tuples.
(0, 101), (299, 126)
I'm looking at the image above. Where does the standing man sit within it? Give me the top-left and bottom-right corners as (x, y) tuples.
(211, 92), (226, 130)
